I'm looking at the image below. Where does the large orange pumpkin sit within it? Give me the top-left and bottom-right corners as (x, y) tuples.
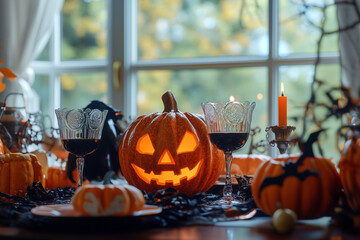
(338, 136), (360, 212)
(0, 153), (45, 196)
(252, 154), (341, 219)
(72, 184), (145, 216)
(119, 91), (224, 196)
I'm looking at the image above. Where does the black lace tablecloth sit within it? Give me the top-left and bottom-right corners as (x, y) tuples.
(0, 181), (261, 233)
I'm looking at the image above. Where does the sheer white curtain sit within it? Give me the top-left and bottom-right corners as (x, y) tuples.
(0, 0), (63, 113)
(337, 0), (360, 100)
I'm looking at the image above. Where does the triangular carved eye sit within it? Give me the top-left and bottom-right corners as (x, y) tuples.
(136, 134), (155, 155)
(177, 131), (198, 154)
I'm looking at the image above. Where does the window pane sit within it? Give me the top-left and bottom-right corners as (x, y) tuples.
(60, 72), (107, 108)
(33, 75), (50, 116)
(35, 41), (50, 61)
(62, 0), (108, 61)
(137, 68), (268, 153)
(138, 0), (268, 60)
(279, 64), (341, 162)
(279, 0), (338, 56)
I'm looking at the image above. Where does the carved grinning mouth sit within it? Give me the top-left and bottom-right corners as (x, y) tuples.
(131, 160), (203, 186)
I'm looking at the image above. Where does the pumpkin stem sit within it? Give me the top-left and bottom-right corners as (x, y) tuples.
(162, 91), (178, 112)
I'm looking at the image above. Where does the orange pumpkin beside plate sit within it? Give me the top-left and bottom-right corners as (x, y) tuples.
(0, 153), (45, 196)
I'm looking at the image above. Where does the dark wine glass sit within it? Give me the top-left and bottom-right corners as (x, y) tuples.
(202, 101), (256, 206)
(55, 108), (108, 187)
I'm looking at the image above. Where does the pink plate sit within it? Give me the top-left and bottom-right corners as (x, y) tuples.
(31, 204), (162, 217)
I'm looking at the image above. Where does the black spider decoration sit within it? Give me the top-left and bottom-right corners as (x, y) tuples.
(258, 130), (324, 198)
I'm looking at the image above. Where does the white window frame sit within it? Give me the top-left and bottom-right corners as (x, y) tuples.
(31, 0), (339, 130)
(120, 0), (339, 123)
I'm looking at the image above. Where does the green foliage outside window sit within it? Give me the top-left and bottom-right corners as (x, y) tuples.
(33, 0), (343, 159)
(62, 0), (107, 60)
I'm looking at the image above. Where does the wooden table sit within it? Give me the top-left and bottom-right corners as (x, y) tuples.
(0, 216), (359, 240)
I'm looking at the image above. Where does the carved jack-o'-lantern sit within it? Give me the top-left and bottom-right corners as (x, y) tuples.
(119, 91), (224, 196)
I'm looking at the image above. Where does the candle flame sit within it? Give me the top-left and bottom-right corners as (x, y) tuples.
(281, 82), (285, 96)
(229, 96), (235, 102)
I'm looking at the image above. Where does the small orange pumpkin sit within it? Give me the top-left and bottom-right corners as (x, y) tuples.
(338, 136), (360, 212)
(0, 153), (45, 196)
(72, 184), (145, 216)
(119, 91), (224, 196)
(230, 154), (271, 176)
(46, 166), (77, 190)
(252, 131), (341, 219)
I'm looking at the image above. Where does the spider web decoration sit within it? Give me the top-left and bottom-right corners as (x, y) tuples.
(284, 0), (360, 155)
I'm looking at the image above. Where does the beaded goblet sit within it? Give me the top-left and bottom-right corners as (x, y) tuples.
(55, 108), (108, 187)
(202, 101), (256, 206)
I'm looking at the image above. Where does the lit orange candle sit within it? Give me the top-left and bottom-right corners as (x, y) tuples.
(278, 82), (287, 127)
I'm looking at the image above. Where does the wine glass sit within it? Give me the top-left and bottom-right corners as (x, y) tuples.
(55, 108), (108, 187)
(202, 100), (256, 205)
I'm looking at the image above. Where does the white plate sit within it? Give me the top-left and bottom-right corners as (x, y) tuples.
(31, 204), (162, 218)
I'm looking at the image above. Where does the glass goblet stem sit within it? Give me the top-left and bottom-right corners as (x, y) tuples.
(223, 152), (233, 202)
(76, 156), (85, 187)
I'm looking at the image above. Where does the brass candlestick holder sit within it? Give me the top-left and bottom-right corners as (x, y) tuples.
(265, 125), (296, 154)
